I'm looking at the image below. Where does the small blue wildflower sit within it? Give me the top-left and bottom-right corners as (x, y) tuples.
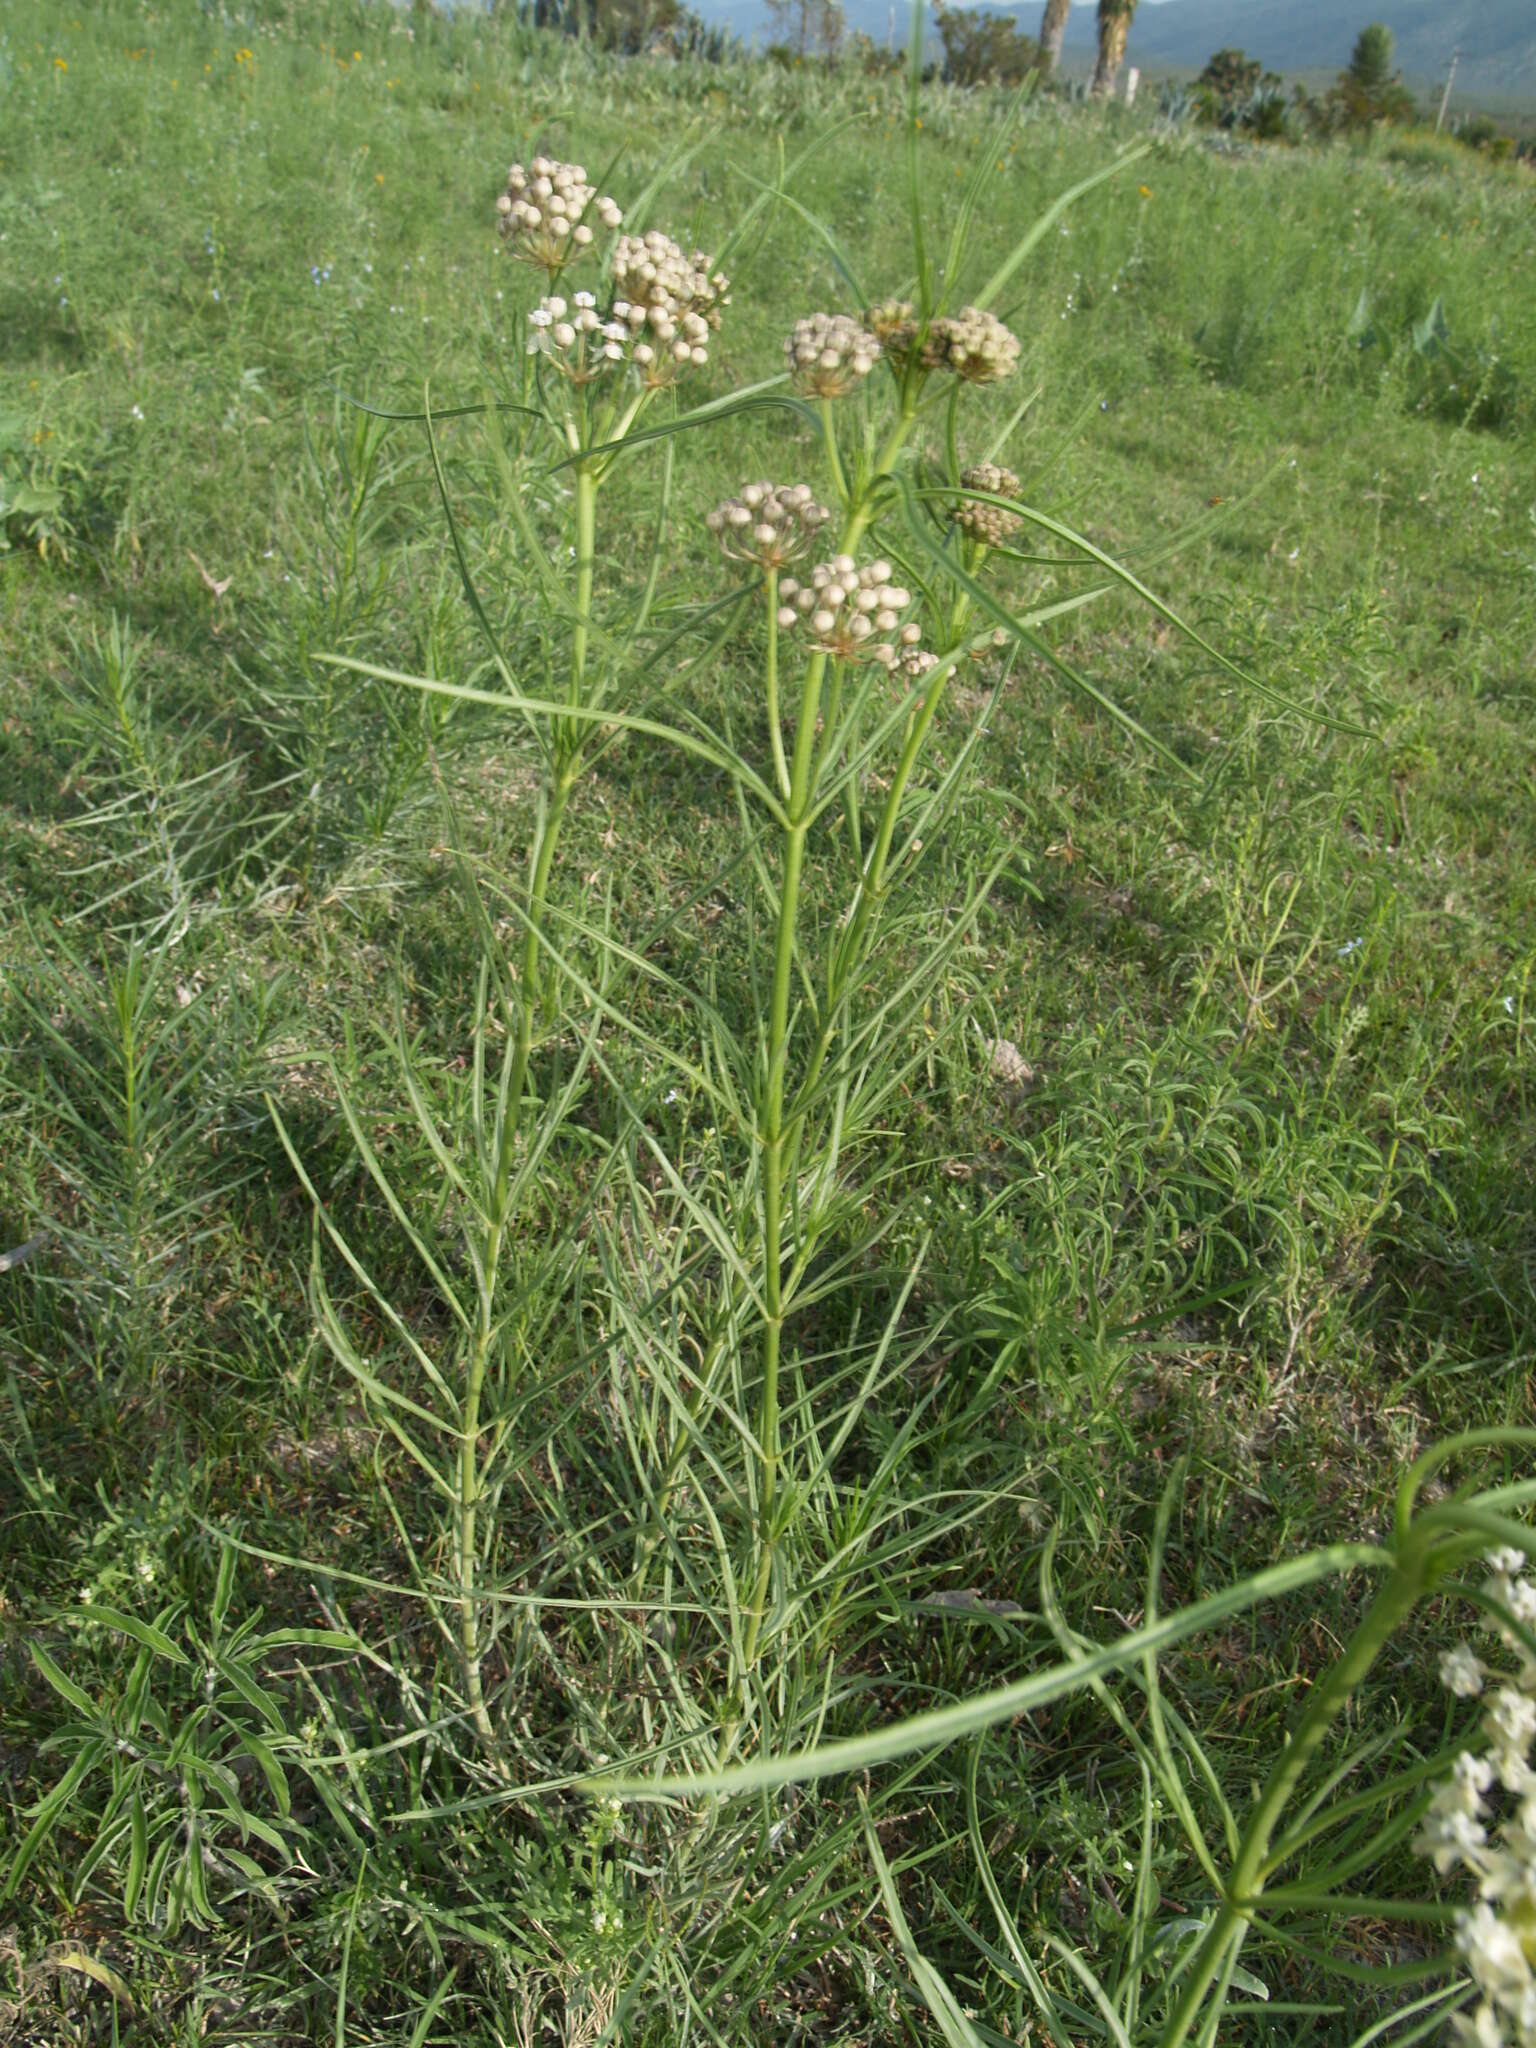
(1338, 937), (1363, 959)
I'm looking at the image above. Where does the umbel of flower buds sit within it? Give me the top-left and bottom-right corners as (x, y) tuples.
(776, 555), (931, 675)
(926, 307), (1021, 385)
(527, 293), (630, 383)
(609, 297), (713, 382)
(612, 233), (730, 331)
(707, 483), (830, 571)
(869, 298), (922, 369)
(497, 157), (623, 273)
(866, 299), (1022, 386)
(956, 463), (1023, 547)
(785, 314), (881, 398)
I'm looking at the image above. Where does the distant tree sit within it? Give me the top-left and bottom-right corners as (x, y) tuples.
(766, 0), (844, 60)
(938, 7), (1040, 87)
(1038, 0), (1070, 77)
(845, 27), (903, 73)
(1090, 0), (1135, 98)
(1196, 47), (1261, 103)
(1332, 21), (1417, 126)
(1347, 22), (1394, 94)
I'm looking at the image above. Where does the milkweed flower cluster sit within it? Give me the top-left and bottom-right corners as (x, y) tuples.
(496, 157), (622, 272)
(1414, 1546), (1536, 2047)
(706, 483), (830, 570)
(776, 555), (931, 674)
(785, 314), (881, 397)
(864, 299), (1021, 386)
(603, 232), (730, 382)
(869, 297), (923, 366)
(612, 232), (729, 331)
(926, 306), (1022, 384)
(956, 463), (1023, 547)
(527, 292), (631, 381)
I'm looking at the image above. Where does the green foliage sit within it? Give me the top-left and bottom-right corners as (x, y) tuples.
(1333, 20), (1419, 129)
(937, 8), (1041, 88)
(1347, 285), (1521, 431)
(1193, 47), (1290, 137)
(0, 412), (81, 559)
(1348, 22), (1396, 95)
(1, 1), (1534, 2041)
(1196, 46), (1264, 102)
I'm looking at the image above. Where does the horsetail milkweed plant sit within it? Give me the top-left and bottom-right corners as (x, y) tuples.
(262, 10), (1533, 2037)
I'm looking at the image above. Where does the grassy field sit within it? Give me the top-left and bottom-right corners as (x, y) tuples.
(3, 3), (1535, 2043)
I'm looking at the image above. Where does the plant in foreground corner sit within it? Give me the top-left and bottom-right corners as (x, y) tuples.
(597, 1431), (1536, 2048)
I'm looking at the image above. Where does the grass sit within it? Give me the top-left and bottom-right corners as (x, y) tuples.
(2, 2), (1535, 2042)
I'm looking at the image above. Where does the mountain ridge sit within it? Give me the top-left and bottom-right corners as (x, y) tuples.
(701, 0), (1535, 102)
(1050, 0), (1533, 97)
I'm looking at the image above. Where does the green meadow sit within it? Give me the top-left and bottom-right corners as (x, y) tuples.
(2, 3), (1535, 2042)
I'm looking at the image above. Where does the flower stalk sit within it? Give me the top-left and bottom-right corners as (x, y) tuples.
(737, 384), (936, 1690)
(1157, 1549), (1430, 2048)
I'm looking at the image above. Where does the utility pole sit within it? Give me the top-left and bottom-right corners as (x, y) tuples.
(1435, 47), (1460, 132)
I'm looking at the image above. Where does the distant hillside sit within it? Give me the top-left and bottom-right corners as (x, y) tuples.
(701, 0), (1536, 104)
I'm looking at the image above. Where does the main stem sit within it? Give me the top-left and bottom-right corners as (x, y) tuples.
(455, 459), (596, 1757)
(737, 395), (921, 1687)
(1156, 1557), (1423, 2048)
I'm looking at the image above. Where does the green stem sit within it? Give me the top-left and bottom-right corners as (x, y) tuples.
(456, 453), (597, 1755)
(741, 651), (824, 1679)
(821, 396), (850, 510)
(569, 461), (597, 729)
(456, 1321), (501, 1757)
(1156, 1557), (1424, 2048)
(737, 396), (924, 1694)
(765, 567), (790, 802)
(787, 645), (961, 1134)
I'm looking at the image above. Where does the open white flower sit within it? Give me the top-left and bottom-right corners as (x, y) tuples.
(1444, 1645), (1490, 1698)
(526, 293), (628, 381)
